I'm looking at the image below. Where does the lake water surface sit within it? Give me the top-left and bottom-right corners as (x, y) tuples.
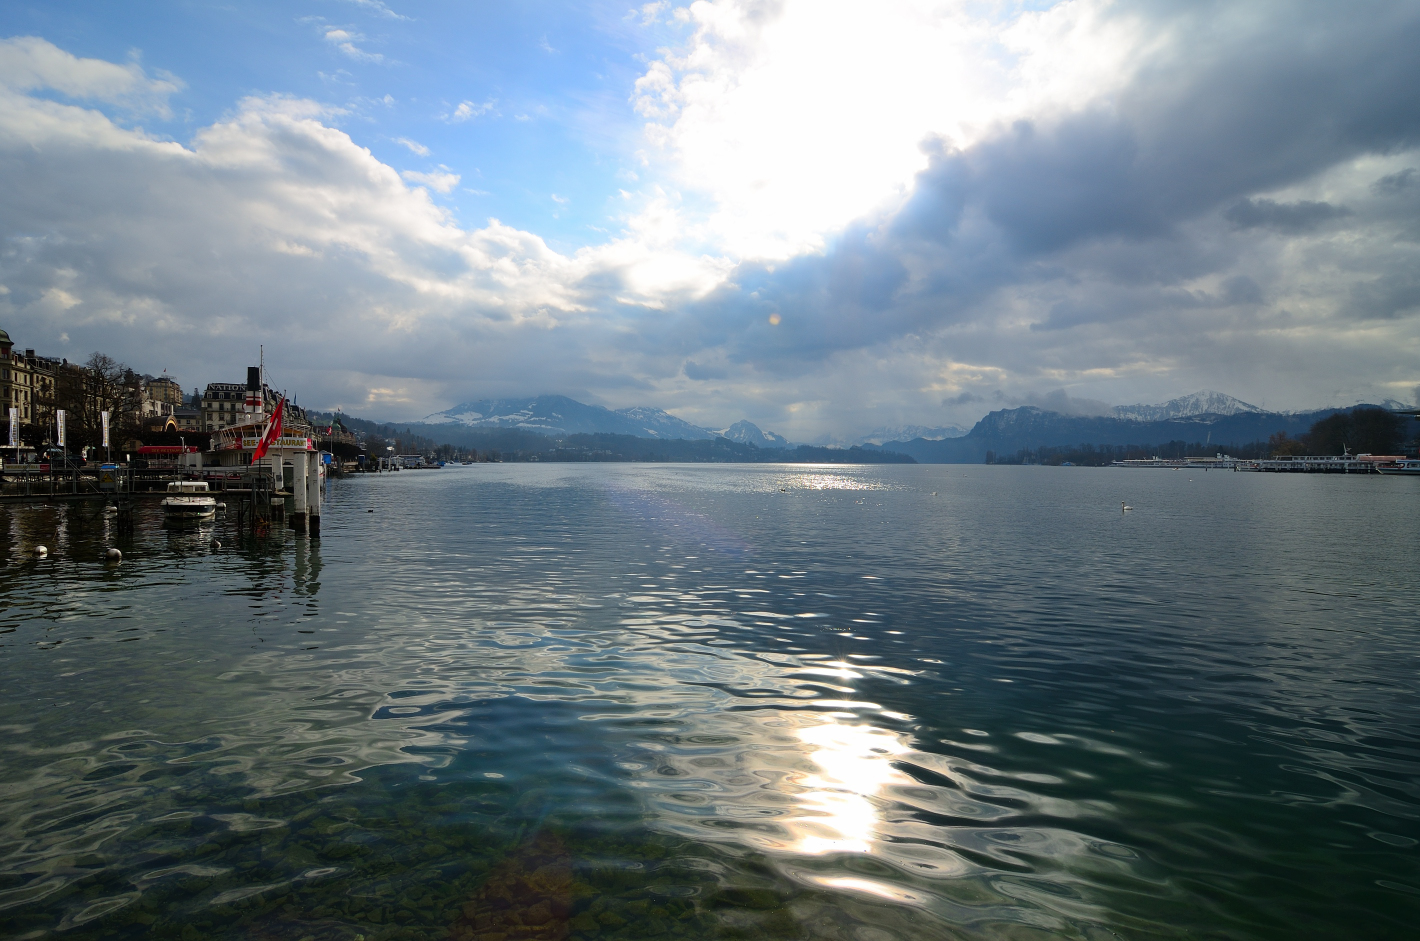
(2, 464), (1418, 940)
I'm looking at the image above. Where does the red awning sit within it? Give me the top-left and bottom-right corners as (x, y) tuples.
(137, 445), (198, 455)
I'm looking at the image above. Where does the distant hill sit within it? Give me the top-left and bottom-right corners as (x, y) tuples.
(721, 420), (790, 448)
(427, 395), (717, 440)
(871, 404), (1364, 463)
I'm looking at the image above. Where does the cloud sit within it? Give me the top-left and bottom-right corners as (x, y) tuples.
(393, 136), (429, 156)
(0, 35), (181, 115)
(634, 2), (671, 26)
(1373, 167), (1416, 194)
(1224, 198), (1352, 233)
(1020, 389), (1114, 417)
(5, 5), (1420, 434)
(447, 98), (497, 122)
(0, 59), (730, 420)
(341, 0), (409, 20)
(401, 168), (460, 192)
(323, 28), (384, 63)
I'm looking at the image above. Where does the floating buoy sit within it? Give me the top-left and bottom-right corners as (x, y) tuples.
(367, 509), (374, 513)
(105, 548), (122, 563)
(34, 545), (48, 558)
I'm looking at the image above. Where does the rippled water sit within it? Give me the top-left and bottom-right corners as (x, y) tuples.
(2, 464), (1418, 940)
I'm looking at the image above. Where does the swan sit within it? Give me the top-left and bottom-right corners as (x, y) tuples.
(1121, 501), (1134, 511)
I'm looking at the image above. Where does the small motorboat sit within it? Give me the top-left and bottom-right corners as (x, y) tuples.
(161, 480), (218, 521)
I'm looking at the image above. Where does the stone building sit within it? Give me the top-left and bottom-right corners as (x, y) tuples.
(0, 329), (34, 427)
(201, 382), (252, 431)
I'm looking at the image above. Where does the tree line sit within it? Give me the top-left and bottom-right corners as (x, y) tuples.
(16, 353), (145, 453)
(1266, 407), (1410, 456)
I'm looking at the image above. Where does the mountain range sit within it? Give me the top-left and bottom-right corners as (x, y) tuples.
(423, 391), (1413, 461)
(425, 396), (976, 448)
(869, 394), (1402, 463)
(427, 396), (719, 440)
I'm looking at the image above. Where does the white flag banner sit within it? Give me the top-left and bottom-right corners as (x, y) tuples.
(56, 409), (66, 447)
(101, 410), (110, 448)
(7, 407), (16, 448)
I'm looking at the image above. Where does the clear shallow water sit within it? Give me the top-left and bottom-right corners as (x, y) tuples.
(1, 463), (1418, 940)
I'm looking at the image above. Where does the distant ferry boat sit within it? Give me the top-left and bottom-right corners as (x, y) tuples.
(1378, 459), (1420, 476)
(1111, 454), (1240, 469)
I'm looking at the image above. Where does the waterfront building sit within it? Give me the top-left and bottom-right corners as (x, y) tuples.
(202, 375), (312, 436)
(142, 376), (184, 418)
(0, 329), (34, 426)
(24, 351), (58, 435)
(201, 382), (250, 432)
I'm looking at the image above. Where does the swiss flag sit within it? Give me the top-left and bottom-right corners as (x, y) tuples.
(252, 398), (286, 462)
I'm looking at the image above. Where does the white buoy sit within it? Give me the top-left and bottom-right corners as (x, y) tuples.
(105, 548), (122, 563)
(34, 545), (48, 557)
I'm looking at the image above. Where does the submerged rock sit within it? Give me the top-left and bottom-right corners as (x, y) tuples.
(449, 830), (573, 941)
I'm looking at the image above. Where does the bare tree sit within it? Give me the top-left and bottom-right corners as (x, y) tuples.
(51, 353), (138, 451)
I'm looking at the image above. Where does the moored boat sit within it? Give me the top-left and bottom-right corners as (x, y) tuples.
(1377, 459), (1420, 476)
(161, 480), (217, 520)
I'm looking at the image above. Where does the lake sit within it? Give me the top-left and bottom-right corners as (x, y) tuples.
(2, 463), (1417, 940)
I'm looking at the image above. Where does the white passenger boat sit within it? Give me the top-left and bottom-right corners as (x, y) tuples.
(161, 480), (218, 520)
(1377, 459), (1420, 476)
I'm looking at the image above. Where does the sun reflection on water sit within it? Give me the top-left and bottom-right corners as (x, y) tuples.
(788, 719), (912, 855)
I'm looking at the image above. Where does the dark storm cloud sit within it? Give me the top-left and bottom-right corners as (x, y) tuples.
(1224, 198), (1351, 233)
(1372, 168), (1416, 194)
(1347, 271), (1420, 321)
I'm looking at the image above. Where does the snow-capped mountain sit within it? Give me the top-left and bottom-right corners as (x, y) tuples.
(720, 420), (790, 448)
(1112, 391), (1265, 421)
(426, 395), (717, 439)
(859, 424), (967, 445)
(812, 424), (968, 447)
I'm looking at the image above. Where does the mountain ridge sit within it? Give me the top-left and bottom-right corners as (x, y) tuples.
(721, 420), (790, 448)
(869, 403), (1393, 463)
(1112, 390), (1264, 421)
(427, 395), (718, 440)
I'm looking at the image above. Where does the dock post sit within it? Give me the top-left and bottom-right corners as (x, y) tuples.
(308, 452), (322, 539)
(290, 447), (309, 532)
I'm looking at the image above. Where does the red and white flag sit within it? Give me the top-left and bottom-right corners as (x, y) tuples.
(252, 397), (286, 462)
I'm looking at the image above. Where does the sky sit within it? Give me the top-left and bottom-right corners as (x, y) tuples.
(0, 0), (1417, 439)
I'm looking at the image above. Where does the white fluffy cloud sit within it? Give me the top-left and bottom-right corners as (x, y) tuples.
(401, 168), (461, 192)
(0, 35), (181, 115)
(0, 42), (728, 414)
